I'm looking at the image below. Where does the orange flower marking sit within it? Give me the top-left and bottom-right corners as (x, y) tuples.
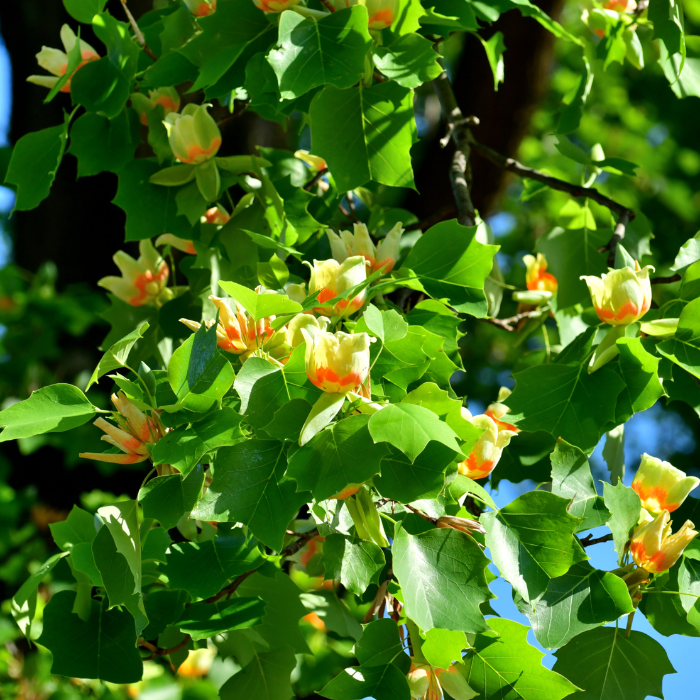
(302, 612), (326, 630)
(368, 8), (393, 27)
(195, 1), (216, 15)
(632, 483), (673, 513)
(129, 266), (170, 306)
(462, 453), (494, 480)
(60, 51), (99, 93)
(182, 137), (222, 164)
(484, 409), (518, 433)
(630, 540), (667, 572)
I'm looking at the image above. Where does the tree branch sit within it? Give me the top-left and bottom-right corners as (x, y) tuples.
(304, 168), (329, 191)
(651, 273), (682, 285)
(484, 307), (547, 332)
(120, 0), (158, 62)
(579, 532), (613, 547)
(138, 633), (191, 659)
(432, 71), (477, 227)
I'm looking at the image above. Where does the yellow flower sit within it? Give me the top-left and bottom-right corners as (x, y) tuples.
(155, 234), (196, 255)
(580, 261), (654, 326)
(177, 647), (216, 677)
(484, 386), (518, 433)
(201, 204), (230, 226)
(79, 392), (164, 464)
(183, 0), (217, 17)
(457, 408), (516, 480)
(285, 313), (329, 349)
(252, 0), (301, 12)
(305, 257), (368, 317)
(301, 328), (373, 394)
(523, 253), (558, 294)
(408, 661), (476, 700)
(98, 240), (169, 307)
(326, 222), (404, 274)
(295, 150), (327, 171)
(631, 453), (699, 514)
(630, 509), (698, 574)
(361, 0), (400, 29)
(27, 25), (99, 93)
(130, 87), (180, 126)
(164, 104), (222, 164)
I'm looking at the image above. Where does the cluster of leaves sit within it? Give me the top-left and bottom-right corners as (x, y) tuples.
(3, 0), (700, 698)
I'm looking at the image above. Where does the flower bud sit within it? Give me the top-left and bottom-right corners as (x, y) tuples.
(79, 392), (164, 464)
(326, 224), (376, 266)
(98, 240), (169, 307)
(27, 25), (99, 93)
(201, 204), (230, 226)
(155, 234), (196, 255)
(345, 486), (389, 548)
(407, 661), (476, 700)
(631, 454), (699, 514)
(305, 257), (368, 317)
(295, 150), (327, 171)
(457, 408), (516, 480)
(285, 313), (329, 348)
(630, 510), (698, 574)
(252, 0), (301, 12)
(580, 261), (654, 326)
(301, 328), (373, 394)
(285, 282), (307, 305)
(523, 253), (558, 294)
(164, 104), (222, 164)
(183, 0), (217, 16)
(330, 483), (362, 500)
(177, 648), (216, 677)
(484, 386), (518, 433)
(375, 222), (404, 273)
(436, 515), (486, 536)
(131, 87), (181, 126)
(362, 0), (400, 29)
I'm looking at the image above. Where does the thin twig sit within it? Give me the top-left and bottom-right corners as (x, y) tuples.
(280, 527), (320, 557)
(651, 273), (681, 285)
(485, 308), (546, 332)
(319, 0), (335, 11)
(120, 0), (158, 62)
(304, 168), (329, 191)
(579, 532), (613, 547)
(138, 633), (191, 659)
(432, 71), (478, 227)
(204, 569), (256, 604)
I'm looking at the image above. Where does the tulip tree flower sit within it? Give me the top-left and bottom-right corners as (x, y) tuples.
(27, 25), (99, 93)
(580, 261), (654, 326)
(631, 454), (700, 514)
(165, 104), (222, 165)
(131, 87), (181, 126)
(181, 295), (288, 361)
(305, 257), (368, 317)
(252, 0), (301, 12)
(484, 386), (518, 433)
(155, 234), (196, 255)
(201, 204), (230, 226)
(301, 328), (373, 394)
(407, 661), (476, 700)
(458, 408), (517, 480)
(361, 0), (400, 30)
(184, 0), (217, 17)
(630, 509), (698, 574)
(285, 313), (329, 349)
(98, 240), (169, 307)
(523, 253), (558, 294)
(295, 150), (327, 171)
(79, 392), (164, 465)
(605, 0), (636, 11)
(327, 222), (404, 274)
(436, 515), (486, 536)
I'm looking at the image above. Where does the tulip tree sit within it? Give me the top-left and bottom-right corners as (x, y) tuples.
(4, 0), (700, 697)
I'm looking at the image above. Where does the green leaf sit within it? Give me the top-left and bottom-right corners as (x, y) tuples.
(192, 439), (308, 551)
(463, 618), (579, 700)
(87, 322), (149, 389)
(615, 337), (666, 423)
(392, 525), (493, 633)
(321, 663), (411, 700)
(553, 627), (675, 700)
(167, 322), (235, 412)
(360, 305), (409, 344)
(260, 399), (312, 442)
(478, 31), (506, 90)
(71, 57), (130, 119)
(368, 403), (461, 463)
(37, 590), (142, 683)
(138, 465), (205, 530)
(603, 425), (626, 485)
(219, 646), (298, 700)
(323, 534), (385, 596)
(150, 407), (244, 477)
(371, 327), (434, 390)
(373, 33), (443, 89)
(639, 565), (700, 637)
(166, 537), (264, 600)
(354, 618), (410, 672)
(63, 0), (108, 23)
(310, 81), (417, 192)
(50, 506), (97, 551)
(143, 590), (190, 641)
(556, 55), (592, 134)
(375, 442), (456, 502)
(286, 414), (389, 501)
(0, 384), (97, 442)
(268, 7), (371, 100)
(300, 391), (346, 447)
(550, 439), (611, 533)
(657, 297), (700, 380)
(421, 628), (467, 669)
(402, 220), (499, 317)
(449, 474), (498, 511)
(649, 0), (685, 67)
(535, 226), (609, 308)
(11, 552), (68, 638)
(219, 280), (303, 320)
(92, 525), (148, 635)
(505, 362), (625, 452)
(602, 482), (641, 565)
(301, 591), (363, 640)
(113, 159), (193, 241)
(517, 560), (634, 649)
(177, 597), (266, 640)
(482, 491), (587, 604)
(5, 114), (71, 212)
